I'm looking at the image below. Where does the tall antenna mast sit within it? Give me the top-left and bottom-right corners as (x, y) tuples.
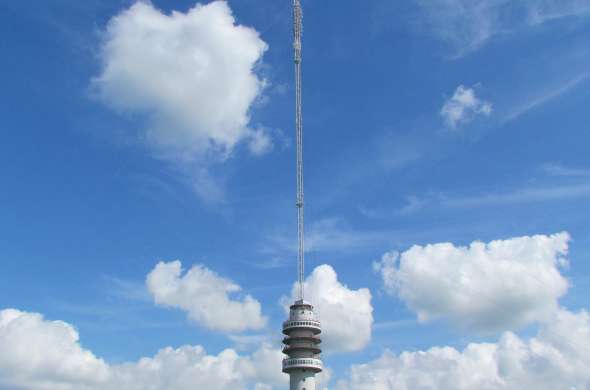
(293, 0), (305, 301)
(282, 4), (323, 387)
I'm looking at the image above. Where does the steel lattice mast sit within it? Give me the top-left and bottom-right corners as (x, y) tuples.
(294, 0), (305, 301)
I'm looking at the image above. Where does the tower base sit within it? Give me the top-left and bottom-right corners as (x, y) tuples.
(290, 369), (316, 390)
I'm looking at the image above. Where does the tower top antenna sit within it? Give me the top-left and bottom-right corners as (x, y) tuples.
(293, 0), (305, 301)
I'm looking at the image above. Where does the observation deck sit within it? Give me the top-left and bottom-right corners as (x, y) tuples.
(282, 335), (321, 345)
(282, 319), (322, 335)
(282, 357), (323, 373)
(282, 299), (323, 374)
(282, 341), (322, 355)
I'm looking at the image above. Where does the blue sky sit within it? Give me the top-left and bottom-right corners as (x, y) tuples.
(1, 0), (590, 389)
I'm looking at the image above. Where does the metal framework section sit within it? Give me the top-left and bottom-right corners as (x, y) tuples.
(284, 4), (323, 389)
(294, 0), (305, 301)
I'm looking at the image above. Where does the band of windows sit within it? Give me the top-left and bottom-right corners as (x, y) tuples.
(282, 358), (323, 368)
(283, 320), (321, 328)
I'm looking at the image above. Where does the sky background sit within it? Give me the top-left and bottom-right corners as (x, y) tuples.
(1, 0), (590, 389)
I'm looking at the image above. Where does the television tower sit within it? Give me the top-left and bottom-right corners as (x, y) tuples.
(282, 1), (323, 389)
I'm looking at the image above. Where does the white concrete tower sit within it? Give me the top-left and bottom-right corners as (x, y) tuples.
(282, 300), (322, 389)
(282, 1), (323, 389)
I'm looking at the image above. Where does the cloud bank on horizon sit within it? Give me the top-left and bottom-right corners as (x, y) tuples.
(0, 309), (286, 390)
(2, 232), (588, 389)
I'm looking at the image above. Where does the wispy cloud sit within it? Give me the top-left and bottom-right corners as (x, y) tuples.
(528, 0), (590, 25)
(51, 301), (183, 332)
(444, 183), (590, 208)
(249, 256), (290, 270)
(504, 72), (590, 123)
(261, 218), (396, 256)
(103, 275), (152, 303)
(306, 218), (394, 253)
(260, 216), (486, 259)
(397, 195), (429, 215)
(543, 162), (590, 177)
(392, 182), (590, 214)
(373, 319), (417, 331)
(416, 0), (590, 56)
(228, 334), (273, 352)
(312, 129), (426, 210)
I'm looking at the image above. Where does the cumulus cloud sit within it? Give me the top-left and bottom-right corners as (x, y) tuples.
(440, 85), (492, 128)
(416, 0), (590, 56)
(108, 344), (285, 390)
(283, 264), (374, 353)
(92, 2), (271, 199)
(0, 309), (285, 390)
(374, 232), (570, 333)
(336, 308), (590, 390)
(147, 261), (267, 333)
(0, 309), (110, 390)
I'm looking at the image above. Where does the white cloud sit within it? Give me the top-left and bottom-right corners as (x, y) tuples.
(374, 233), (570, 333)
(109, 344), (285, 390)
(336, 308), (590, 390)
(416, 0), (590, 56)
(440, 85), (492, 128)
(248, 128), (274, 156)
(283, 265), (374, 353)
(0, 309), (286, 390)
(92, 1), (271, 198)
(4, 297), (589, 390)
(0, 309), (110, 390)
(147, 261), (267, 333)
